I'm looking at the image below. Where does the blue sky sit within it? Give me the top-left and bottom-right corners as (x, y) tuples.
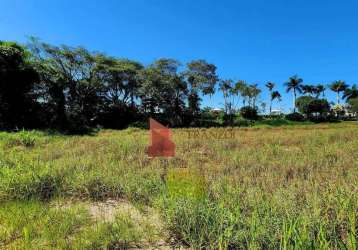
(2, 0), (358, 112)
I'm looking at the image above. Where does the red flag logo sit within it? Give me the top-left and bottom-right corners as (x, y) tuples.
(147, 118), (175, 157)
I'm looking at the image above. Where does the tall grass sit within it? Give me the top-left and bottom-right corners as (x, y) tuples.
(0, 123), (357, 248)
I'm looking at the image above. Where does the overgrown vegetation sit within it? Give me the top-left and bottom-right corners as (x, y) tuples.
(0, 123), (357, 248)
(1, 40), (358, 134)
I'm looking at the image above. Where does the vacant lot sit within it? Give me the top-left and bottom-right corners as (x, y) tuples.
(0, 122), (357, 249)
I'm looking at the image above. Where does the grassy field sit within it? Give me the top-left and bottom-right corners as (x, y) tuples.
(0, 122), (357, 249)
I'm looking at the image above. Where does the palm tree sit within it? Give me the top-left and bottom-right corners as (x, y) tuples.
(247, 84), (261, 108)
(343, 84), (358, 101)
(285, 75), (303, 112)
(236, 80), (249, 106)
(301, 85), (314, 96)
(271, 90), (282, 113)
(265, 82), (275, 113)
(265, 82), (275, 91)
(315, 84), (326, 98)
(231, 80), (246, 110)
(219, 79), (233, 114)
(330, 80), (348, 104)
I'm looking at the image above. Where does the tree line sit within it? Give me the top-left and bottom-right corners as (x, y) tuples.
(0, 39), (357, 133)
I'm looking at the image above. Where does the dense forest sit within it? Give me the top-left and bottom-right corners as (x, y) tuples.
(0, 39), (357, 133)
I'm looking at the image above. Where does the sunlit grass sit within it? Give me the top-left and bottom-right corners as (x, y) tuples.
(0, 122), (357, 248)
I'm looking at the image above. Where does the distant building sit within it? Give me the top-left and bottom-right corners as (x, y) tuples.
(343, 105), (355, 118)
(331, 104), (356, 118)
(270, 109), (282, 116)
(211, 108), (223, 114)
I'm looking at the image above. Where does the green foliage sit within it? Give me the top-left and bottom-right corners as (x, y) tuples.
(330, 80), (348, 104)
(0, 124), (357, 248)
(240, 106), (258, 120)
(295, 96), (330, 119)
(255, 118), (312, 127)
(348, 97), (358, 114)
(138, 58), (187, 126)
(0, 42), (39, 129)
(285, 112), (305, 121)
(284, 75), (303, 112)
(233, 117), (254, 126)
(343, 84), (358, 101)
(185, 59), (218, 95)
(307, 98), (330, 115)
(295, 96), (316, 115)
(0, 38), (357, 133)
(0, 130), (41, 148)
(0, 201), (157, 249)
(0, 201), (89, 248)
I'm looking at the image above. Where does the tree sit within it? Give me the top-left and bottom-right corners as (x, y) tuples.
(331, 104), (345, 118)
(219, 79), (233, 114)
(343, 84), (358, 101)
(285, 75), (303, 112)
(95, 57), (143, 128)
(138, 58), (187, 126)
(265, 82), (275, 113)
(307, 99), (330, 118)
(301, 85), (315, 96)
(348, 97), (358, 116)
(96, 57), (143, 107)
(296, 96), (315, 116)
(247, 84), (261, 108)
(296, 96), (329, 118)
(330, 80), (348, 104)
(315, 84), (326, 98)
(234, 80), (249, 106)
(0, 42), (39, 129)
(271, 91), (281, 113)
(240, 106), (258, 120)
(28, 39), (105, 132)
(184, 60), (218, 118)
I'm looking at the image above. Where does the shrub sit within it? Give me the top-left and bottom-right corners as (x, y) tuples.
(240, 106), (258, 120)
(331, 104), (345, 117)
(285, 112), (304, 121)
(2, 130), (39, 148)
(0, 168), (62, 201)
(197, 119), (220, 128)
(233, 117), (253, 127)
(296, 96), (316, 115)
(307, 99), (330, 115)
(348, 97), (358, 114)
(84, 178), (110, 201)
(296, 96), (330, 118)
(128, 121), (148, 129)
(17, 130), (37, 147)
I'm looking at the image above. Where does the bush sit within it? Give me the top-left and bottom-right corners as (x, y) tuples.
(295, 96), (315, 115)
(307, 99), (330, 115)
(233, 117), (253, 127)
(0, 168), (62, 201)
(285, 112), (305, 121)
(1, 130), (40, 148)
(240, 106), (258, 120)
(197, 119), (220, 128)
(99, 104), (140, 130)
(331, 104), (345, 118)
(348, 97), (358, 114)
(128, 121), (148, 129)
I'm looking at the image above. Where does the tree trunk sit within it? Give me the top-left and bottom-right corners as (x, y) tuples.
(223, 92), (228, 114)
(293, 89), (296, 113)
